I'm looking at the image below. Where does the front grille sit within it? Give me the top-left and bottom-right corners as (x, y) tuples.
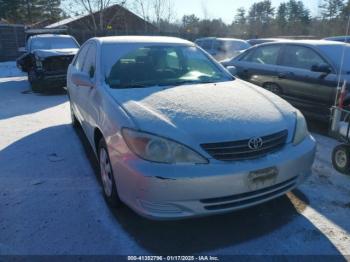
(201, 130), (288, 161)
(42, 55), (74, 72)
(201, 176), (297, 211)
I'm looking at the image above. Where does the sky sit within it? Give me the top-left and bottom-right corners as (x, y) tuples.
(63, 0), (321, 24)
(166, 0), (320, 23)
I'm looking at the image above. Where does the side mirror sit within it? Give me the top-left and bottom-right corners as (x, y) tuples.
(311, 64), (331, 74)
(226, 65), (237, 76)
(18, 47), (26, 53)
(71, 72), (93, 87)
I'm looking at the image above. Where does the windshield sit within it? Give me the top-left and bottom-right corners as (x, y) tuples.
(224, 40), (251, 51)
(103, 45), (233, 89)
(318, 44), (350, 73)
(30, 37), (79, 51)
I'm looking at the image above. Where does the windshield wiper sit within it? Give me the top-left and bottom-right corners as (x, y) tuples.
(109, 83), (154, 89)
(158, 80), (219, 87)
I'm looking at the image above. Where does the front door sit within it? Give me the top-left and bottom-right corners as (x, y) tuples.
(276, 44), (337, 116)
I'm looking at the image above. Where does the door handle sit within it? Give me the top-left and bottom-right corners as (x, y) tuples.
(278, 72), (293, 79)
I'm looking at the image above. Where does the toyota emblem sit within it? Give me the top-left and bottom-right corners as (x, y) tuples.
(248, 137), (263, 150)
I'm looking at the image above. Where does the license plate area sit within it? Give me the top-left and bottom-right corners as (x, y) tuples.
(248, 167), (278, 190)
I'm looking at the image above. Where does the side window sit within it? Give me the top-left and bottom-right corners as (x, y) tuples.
(74, 43), (90, 71)
(280, 45), (328, 70)
(82, 43), (96, 79)
(165, 50), (180, 70)
(241, 45), (281, 65)
(213, 40), (225, 52)
(200, 40), (213, 51)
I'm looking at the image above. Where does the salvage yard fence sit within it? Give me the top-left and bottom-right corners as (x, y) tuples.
(0, 24), (25, 62)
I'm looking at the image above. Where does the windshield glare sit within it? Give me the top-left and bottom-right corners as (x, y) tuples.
(103, 45), (233, 88)
(31, 37), (79, 51)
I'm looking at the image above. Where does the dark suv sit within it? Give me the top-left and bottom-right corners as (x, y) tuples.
(17, 34), (79, 92)
(222, 40), (350, 121)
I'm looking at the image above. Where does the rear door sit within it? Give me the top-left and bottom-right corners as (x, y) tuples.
(234, 44), (283, 87)
(276, 44), (337, 115)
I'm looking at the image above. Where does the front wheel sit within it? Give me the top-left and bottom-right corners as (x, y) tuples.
(28, 70), (43, 93)
(98, 139), (123, 207)
(332, 144), (350, 175)
(70, 103), (79, 128)
(264, 83), (281, 95)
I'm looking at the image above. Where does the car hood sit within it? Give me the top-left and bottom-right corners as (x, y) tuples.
(109, 80), (297, 145)
(32, 48), (79, 58)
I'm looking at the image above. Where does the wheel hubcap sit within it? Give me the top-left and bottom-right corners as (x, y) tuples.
(99, 148), (113, 197)
(335, 149), (347, 169)
(266, 85), (279, 93)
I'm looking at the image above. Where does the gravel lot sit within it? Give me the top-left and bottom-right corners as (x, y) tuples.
(0, 65), (350, 256)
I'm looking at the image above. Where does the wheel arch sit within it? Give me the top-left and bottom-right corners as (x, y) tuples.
(93, 127), (104, 155)
(262, 82), (283, 94)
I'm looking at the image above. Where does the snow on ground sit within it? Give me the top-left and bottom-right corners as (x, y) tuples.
(0, 62), (349, 256)
(0, 62), (26, 78)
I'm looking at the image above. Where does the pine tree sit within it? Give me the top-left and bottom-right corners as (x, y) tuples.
(0, 0), (63, 24)
(247, 0), (275, 36)
(319, 0), (345, 19)
(0, 0), (25, 23)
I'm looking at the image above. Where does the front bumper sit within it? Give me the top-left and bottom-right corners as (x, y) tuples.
(33, 71), (67, 88)
(110, 135), (316, 220)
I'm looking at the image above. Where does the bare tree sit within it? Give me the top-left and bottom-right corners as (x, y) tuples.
(63, 0), (127, 32)
(152, 0), (174, 27)
(133, 0), (175, 32)
(133, 0), (151, 31)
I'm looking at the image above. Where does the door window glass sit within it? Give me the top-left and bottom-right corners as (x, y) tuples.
(82, 43), (96, 78)
(74, 43), (90, 71)
(197, 40), (213, 51)
(241, 45), (281, 65)
(280, 45), (327, 70)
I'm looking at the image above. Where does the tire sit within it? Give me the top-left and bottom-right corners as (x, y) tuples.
(332, 144), (350, 175)
(28, 70), (43, 93)
(70, 103), (79, 129)
(98, 138), (122, 207)
(264, 83), (281, 95)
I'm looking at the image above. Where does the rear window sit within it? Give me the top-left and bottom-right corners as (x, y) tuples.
(196, 40), (213, 51)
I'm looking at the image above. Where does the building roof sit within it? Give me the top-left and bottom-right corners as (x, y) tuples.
(44, 4), (156, 31)
(45, 15), (85, 29)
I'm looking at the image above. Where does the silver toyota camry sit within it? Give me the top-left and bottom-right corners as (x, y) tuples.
(67, 36), (316, 220)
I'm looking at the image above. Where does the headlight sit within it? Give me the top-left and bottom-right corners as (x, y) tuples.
(35, 60), (43, 68)
(293, 110), (308, 145)
(122, 128), (208, 164)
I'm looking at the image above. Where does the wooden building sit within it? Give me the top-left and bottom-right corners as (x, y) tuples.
(44, 4), (158, 44)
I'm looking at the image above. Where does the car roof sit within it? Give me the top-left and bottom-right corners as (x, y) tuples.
(195, 37), (247, 42)
(30, 34), (73, 39)
(249, 38), (286, 41)
(94, 36), (194, 45)
(324, 36), (349, 40)
(255, 39), (350, 48)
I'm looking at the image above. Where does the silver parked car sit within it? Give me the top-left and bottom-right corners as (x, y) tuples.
(67, 36), (316, 220)
(195, 37), (251, 61)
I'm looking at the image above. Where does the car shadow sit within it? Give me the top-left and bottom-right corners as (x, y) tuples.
(0, 122), (344, 255)
(307, 117), (329, 136)
(0, 77), (67, 120)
